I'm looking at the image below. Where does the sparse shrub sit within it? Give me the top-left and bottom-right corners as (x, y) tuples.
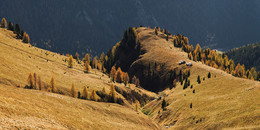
(191, 85), (193, 89)
(197, 75), (201, 84)
(48, 77), (57, 93)
(208, 72), (211, 78)
(1, 18), (7, 28)
(71, 83), (76, 98)
(90, 89), (97, 101)
(190, 103), (192, 108)
(193, 89), (195, 93)
(203, 77), (205, 80)
(162, 98), (167, 110)
(68, 55), (73, 68)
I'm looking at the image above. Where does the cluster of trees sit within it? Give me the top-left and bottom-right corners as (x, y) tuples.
(110, 66), (130, 86)
(225, 43), (260, 73)
(1, 17), (29, 43)
(71, 83), (124, 105)
(170, 32), (259, 81)
(26, 72), (57, 93)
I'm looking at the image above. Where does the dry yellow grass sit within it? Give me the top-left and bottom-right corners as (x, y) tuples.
(135, 27), (260, 129)
(0, 28), (160, 129)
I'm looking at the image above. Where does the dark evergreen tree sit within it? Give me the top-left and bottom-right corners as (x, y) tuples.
(208, 72), (211, 78)
(8, 22), (14, 31)
(197, 75), (201, 84)
(162, 98), (167, 110)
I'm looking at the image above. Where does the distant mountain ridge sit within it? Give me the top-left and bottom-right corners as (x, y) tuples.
(1, 0), (259, 56)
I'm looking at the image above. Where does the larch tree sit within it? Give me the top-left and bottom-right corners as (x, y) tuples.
(27, 73), (34, 89)
(37, 75), (42, 90)
(123, 72), (129, 86)
(68, 55), (73, 68)
(90, 89), (97, 101)
(109, 83), (116, 103)
(22, 32), (30, 43)
(116, 67), (123, 83)
(82, 86), (89, 100)
(84, 61), (91, 73)
(110, 66), (116, 82)
(84, 53), (90, 63)
(1, 18), (7, 28)
(48, 77), (57, 93)
(33, 73), (37, 89)
(71, 83), (76, 98)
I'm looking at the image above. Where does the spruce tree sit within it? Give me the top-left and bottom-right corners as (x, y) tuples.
(197, 75), (201, 84)
(8, 22), (14, 31)
(162, 98), (167, 110)
(208, 72), (211, 78)
(14, 24), (21, 35)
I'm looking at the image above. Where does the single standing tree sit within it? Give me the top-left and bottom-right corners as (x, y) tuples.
(90, 89), (97, 101)
(84, 61), (91, 73)
(27, 73), (34, 89)
(82, 86), (89, 100)
(109, 83), (116, 103)
(116, 67), (123, 82)
(14, 24), (21, 35)
(110, 66), (116, 82)
(208, 72), (211, 78)
(68, 55), (73, 68)
(8, 22), (14, 31)
(22, 32), (30, 43)
(71, 83), (76, 98)
(123, 72), (129, 86)
(84, 53), (90, 63)
(48, 77), (57, 93)
(1, 18), (7, 28)
(37, 75), (42, 90)
(162, 98), (167, 110)
(197, 75), (201, 84)
(33, 73), (37, 89)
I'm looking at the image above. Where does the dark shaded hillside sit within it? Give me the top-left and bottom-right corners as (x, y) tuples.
(1, 0), (260, 56)
(225, 43), (260, 71)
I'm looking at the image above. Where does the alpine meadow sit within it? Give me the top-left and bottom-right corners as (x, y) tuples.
(0, 1), (259, 129)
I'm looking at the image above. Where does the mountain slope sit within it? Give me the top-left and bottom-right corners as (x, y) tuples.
(1, 0), (260, 55)
(225, 43), (260, 71)
(0, 28), (160, 129)
(111, 27), (260, 129)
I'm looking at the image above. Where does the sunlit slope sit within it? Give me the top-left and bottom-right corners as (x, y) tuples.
(0, 28), (160, 129)
(134, 27), (260, 129)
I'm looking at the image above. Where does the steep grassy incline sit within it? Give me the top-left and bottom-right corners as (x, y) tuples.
(0, 28), (160, 129)
(113, 27), (260, 129)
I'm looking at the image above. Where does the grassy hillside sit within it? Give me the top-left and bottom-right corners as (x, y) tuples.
(225, 43), (260, 71)
(111, 27), (260, 129)
(0, 28), (160, 129)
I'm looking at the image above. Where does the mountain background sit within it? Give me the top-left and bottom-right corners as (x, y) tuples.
(1, 0), (260, 57)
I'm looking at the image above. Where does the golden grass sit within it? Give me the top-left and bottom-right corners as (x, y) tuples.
(136, 27), (260, 129)
(0, 28), (160, 129)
